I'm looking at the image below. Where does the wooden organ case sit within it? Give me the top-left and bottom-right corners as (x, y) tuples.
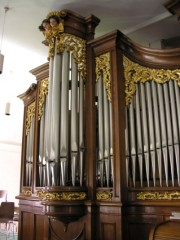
(17, 9), (180, 240)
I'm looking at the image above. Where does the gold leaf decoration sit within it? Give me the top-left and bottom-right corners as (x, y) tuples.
(137, 191), (180, 200)
(96, 191), (112, 200)
(36, 191), (87, 201)
(38, 78), (49, 120)
(96, 52), (111, 101)
(123, 56), (180, 105)
(26, 102), (35, 135)
(56, 33), (86, 80)
(22, 189), (32, 196)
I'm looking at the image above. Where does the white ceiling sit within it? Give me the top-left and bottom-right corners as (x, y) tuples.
(0, 0), (179, 145)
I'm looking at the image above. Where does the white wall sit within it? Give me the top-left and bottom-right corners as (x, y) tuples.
(0, 142), (21, 207)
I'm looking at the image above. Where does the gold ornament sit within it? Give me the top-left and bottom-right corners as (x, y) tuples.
(96, 52), (111, 101)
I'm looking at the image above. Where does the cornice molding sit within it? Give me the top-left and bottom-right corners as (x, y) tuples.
(164, 0), (180, 16)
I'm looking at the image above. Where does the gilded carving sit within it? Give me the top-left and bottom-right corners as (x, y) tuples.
(36, 190), (87, 201)
(123, 56), (180, 105)
(96, 52), (111, 101)
(137, 191), (180, 200)
(22, 189), (32, 196)
(56, 33), (87, 80)
(26, 102), (35, 135)
(38, 78), (49, 120)
(96, 191), (112, 200)
(39, 11), (86, 80)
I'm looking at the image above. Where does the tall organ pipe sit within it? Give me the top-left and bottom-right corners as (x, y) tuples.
(97, 74), (104, 187)
(151, 81), (162, 186)
(50, 53), (62, 186)
(140, 83), (150, 187)
(39, 104), (45, 186)
(163, 83), (174, 186)
(45, 57), (54, 186)
(60, 50), (70, 186)
(103, 83), (110, 187)
(135, 84), (143, 187)
(146, 82), (156, 186)
(79, 75), (84, 186)
(71, 56), (78, 186)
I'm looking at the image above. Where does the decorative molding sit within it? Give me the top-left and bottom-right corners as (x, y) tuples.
(36, 190), (87, 201)
(38, 78), (49, 120)
(26, 101), (35, 135)
(96, 52), (111, 101)
(123, 56), (180, 105)
(137, 191), (180, 200)
(164, 0), (180, 16)
(96, 191), (112, 200)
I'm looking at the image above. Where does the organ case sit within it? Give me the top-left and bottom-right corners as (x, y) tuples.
(17, 9), (180, 240)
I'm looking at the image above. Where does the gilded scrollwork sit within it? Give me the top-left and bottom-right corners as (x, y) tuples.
(96, 191), (112, 200)
(96, 52), (111, 101)
(123, 56), (180, 105)
(36, 190), (87, 201)
(38, 78), (49, 120)
(22, 189), (32, 196)
(55, 33), (87, 80)
(39, 12), (86, 80)
(26, 102), (35, 135)
(137, 191), (180, 200)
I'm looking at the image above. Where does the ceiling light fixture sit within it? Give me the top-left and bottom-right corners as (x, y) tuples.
(5, 102), (11, 115)
(0, 6), (10, 74)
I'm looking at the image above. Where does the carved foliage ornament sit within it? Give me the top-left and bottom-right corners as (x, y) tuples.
(36, 191), (87, 201)
(96, 52), (111, 101)
(26, 102), (35, 135)
(38, 78), (49, 120)
(137, 191), (180, 200)
(123, 56), (180, 105)
(22, 189), (32, 196)
(56, 33), (86, 80)
(96, 191), (112, 200)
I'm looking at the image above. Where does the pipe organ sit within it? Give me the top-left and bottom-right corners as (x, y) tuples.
(17, 9), (180, 240)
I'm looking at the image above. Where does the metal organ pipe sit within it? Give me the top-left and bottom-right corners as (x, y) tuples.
(97, 74), (104, 187)
(45, 58), (54, 186)
(126, 78), (180, 188)
(146, 82), (156, 186)
(71, 56), (78, 186)
(79, 75), (84, 186)
(103, 83), (110, 187)
(109, 101), (113, 186)
(135, 84), (143, 187)
(151, 81), (162, 186)
(140, 83), (150, 187)
(96, 71), (113, 188)
(50, 52), (62, 186)
(60, 50), (70, 186)
(157, 84), (169, 186)
(38, 103), (45, 186)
